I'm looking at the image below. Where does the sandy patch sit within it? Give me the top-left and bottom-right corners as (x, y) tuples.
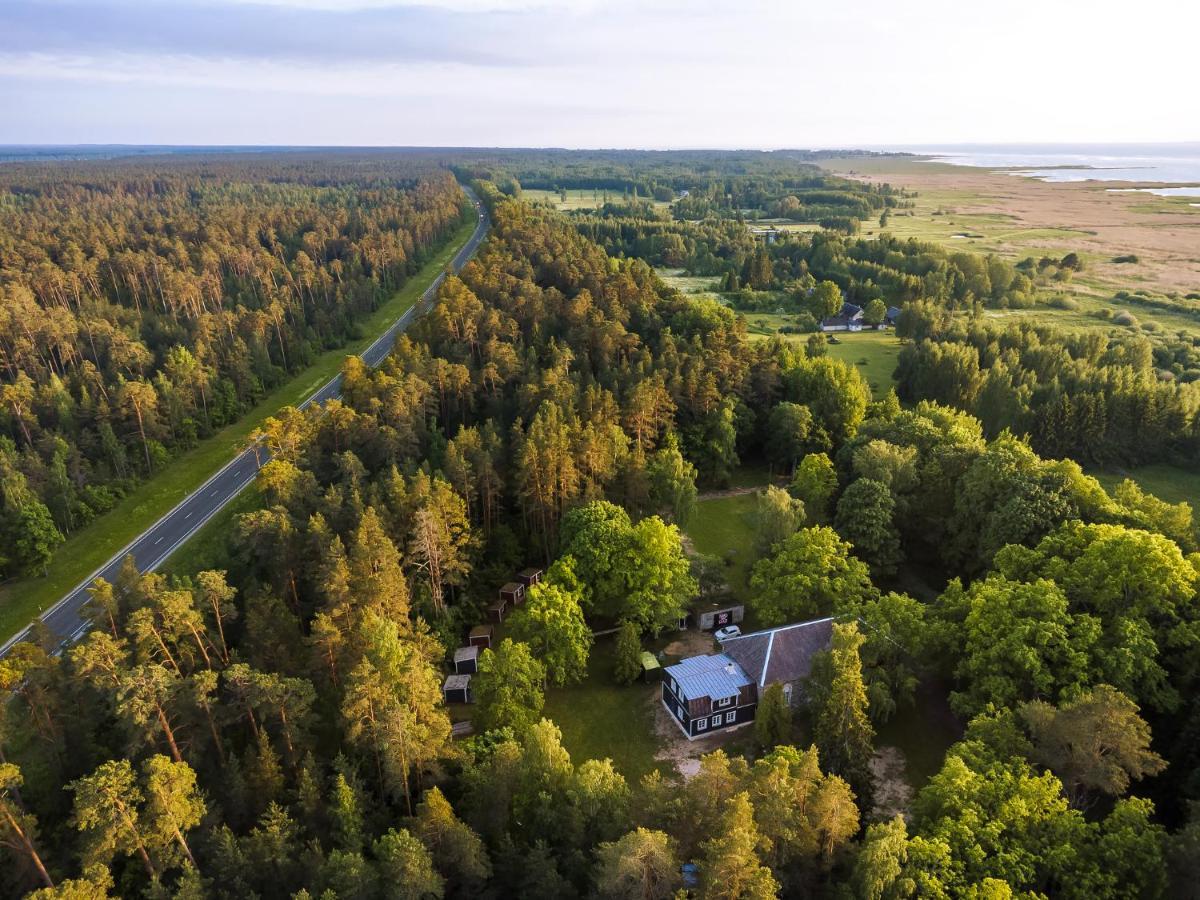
(870, 745), (915, 821)
(651, 687), (753, 780)
(661, 628), (717, 659)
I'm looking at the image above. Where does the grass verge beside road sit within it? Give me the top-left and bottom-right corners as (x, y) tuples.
(0, 216), (476, 644)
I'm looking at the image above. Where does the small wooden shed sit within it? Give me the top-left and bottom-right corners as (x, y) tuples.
(454, 645), (479, 675)
(517, 567), (543, 587)
(443, 674), (472, 704)
(468, 625), (494, 649)
(487, 598), (507, 623)
(697, 603), (745, 632)
(640, 651), (662, 683)
(500, 582), (525, 606)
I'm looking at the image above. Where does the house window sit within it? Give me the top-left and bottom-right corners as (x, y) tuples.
(676, 705), (684, 722)
(696, 717), (707, 731)
(711, 715), (722, 729)
(716, 696), (733, 709)
(725, 711), (736, 724)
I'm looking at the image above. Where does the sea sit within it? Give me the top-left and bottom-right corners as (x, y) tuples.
(885, 143), (1200, 201)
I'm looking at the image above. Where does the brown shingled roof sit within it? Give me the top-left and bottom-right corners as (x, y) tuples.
(719, 617), (834, 687)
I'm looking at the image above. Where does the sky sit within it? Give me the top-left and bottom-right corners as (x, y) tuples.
(1, 0), (1197, 148)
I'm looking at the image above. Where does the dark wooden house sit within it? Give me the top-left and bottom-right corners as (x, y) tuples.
(661, 617), (835, 739)
(661, 653), (757, 739)
(499, 581), (525, 606)
(468, 625), (494, 649)
(487, 598), (507, 623)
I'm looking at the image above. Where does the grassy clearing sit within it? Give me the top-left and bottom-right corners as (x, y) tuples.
(874, 679), (961, 791)
(1091, 463), (1200, 507)
(741, 315), (903, 398)
(542, 636), (666, 782)
(522, 188), (670, 213)
(0, 216), (477, 644)
(656, 267), (721, 297)
(825, 333), (904, 399)
(686, 492), (759, 603)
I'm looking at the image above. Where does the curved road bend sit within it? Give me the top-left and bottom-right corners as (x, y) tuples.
(0, 186), (489, 658)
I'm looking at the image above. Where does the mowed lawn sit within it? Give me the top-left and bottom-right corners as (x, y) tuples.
(541, 635), (666, 783)
(825, 332), (904, 399)
(686, 492), (759, 603)
(0, 216), (477, 644)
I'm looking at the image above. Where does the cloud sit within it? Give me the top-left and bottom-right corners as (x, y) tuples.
(0, 0), (1196, 146)
(2, 0), (535, 67)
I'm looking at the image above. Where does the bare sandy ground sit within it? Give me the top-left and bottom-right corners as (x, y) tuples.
(826, 160), (1200, 294)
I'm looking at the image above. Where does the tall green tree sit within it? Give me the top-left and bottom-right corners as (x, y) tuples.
(414, 787), (492, 895)
(789, 453), (837, 524)
(834, 477), (903, 577)
(473, 639), (546, 734)
(594, 828), (680, 900)
(813, 623), (876, 811)
(749, 526), (873, 626)
(508, 581), (593, 686)
(698, 792), (779, 900)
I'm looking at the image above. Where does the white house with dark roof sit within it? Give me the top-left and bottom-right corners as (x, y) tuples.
(661, 617), (835, 739)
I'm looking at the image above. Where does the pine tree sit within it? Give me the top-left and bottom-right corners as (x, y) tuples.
(814, 623), (876, 811)
(612, 620), (643, 686)
(754, 683), (793, 750)
(414, 787), (492, 895)
(698, 792), (779, 900)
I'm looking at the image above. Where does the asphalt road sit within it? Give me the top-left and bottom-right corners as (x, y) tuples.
(0, 185), (489, 657)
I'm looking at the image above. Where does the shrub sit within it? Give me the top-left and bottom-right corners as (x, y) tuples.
(1113, 311), (1139, 327)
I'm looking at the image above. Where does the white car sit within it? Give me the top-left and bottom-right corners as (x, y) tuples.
(713, 625), (741, 642)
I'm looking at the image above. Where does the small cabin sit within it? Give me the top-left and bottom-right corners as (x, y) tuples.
(500, 581), (525, 606)
(454, 645), (479, 675)
(468, 625), (494, 649)
(487, 598), (507, 623)
(661, 653), (757, 740)
(443, 674), (472, 704)
(517, 567), (543, 587)
(696, 602), (745, 632)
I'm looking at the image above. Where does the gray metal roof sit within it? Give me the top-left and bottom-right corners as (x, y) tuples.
(454, 645), (479, 662)
(664, 653), (752, 701)
(444, 674), (471, 691)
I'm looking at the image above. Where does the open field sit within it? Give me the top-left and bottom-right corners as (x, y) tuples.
(819, 156), (1200, 296)
(742, 315), (903, 398)
(1091, 463), (1200, 507)
(522, 187), (671, 212)
(0, 216), (477, 644)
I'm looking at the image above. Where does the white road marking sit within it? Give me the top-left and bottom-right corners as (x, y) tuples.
(154, 536), (163, 545)
(185, 512), (192, 519)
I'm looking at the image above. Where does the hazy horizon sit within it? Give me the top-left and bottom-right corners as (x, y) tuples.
(3, 0), (1196, 147)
